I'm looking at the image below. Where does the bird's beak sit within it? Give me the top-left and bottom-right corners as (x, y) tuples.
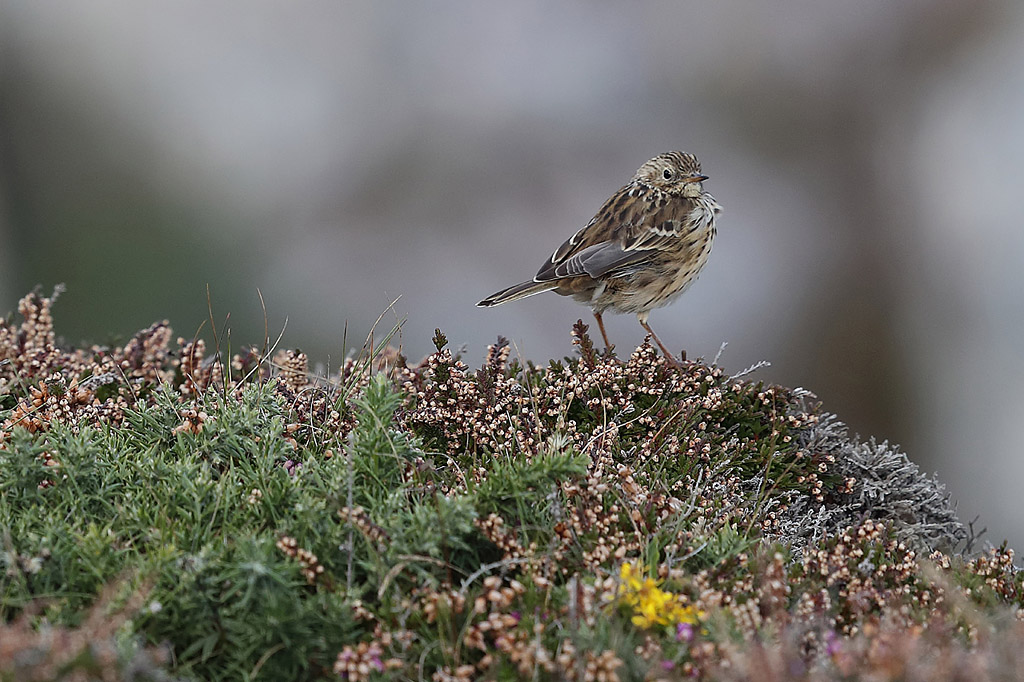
(685, 175), (709, 183)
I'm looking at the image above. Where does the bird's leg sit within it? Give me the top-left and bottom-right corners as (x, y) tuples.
(638, 314), (683, 368)
(593, 311), (612, 350)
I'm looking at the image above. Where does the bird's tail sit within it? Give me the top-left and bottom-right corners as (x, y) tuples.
(477, 280), (557, 307)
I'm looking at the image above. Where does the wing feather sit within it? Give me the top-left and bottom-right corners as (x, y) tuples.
(549, 241), (648, 280)
(534, 184), (698, 282)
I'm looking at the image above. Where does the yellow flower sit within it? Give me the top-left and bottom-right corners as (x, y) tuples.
(617, 562), (704, 630)
(619, 561), (644, 591)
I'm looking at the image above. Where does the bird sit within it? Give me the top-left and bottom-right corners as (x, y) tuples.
(477, 151), (721, 367)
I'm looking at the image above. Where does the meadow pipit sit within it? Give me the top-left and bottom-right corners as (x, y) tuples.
(478, 151), (721, 366)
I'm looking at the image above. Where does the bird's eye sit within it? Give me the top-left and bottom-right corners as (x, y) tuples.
(663, 168), (673, 180)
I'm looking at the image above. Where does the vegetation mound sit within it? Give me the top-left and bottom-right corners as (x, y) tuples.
(1, 288), (1018, 681)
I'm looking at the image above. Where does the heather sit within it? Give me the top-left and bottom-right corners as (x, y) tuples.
(1, 288), (1019, 681)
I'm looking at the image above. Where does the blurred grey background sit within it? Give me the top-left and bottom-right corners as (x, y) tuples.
(2, 1), (1022, 551)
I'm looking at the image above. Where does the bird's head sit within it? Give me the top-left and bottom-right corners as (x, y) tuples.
(634, 151), (708, 198)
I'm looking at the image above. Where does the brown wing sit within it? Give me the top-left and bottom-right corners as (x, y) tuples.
(534, 185), (695, 282)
